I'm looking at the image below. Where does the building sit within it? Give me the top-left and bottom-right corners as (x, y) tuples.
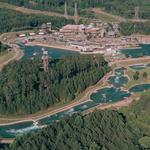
(86, 28), (100, 37)
(59, 24), (85, 36)
(69, 41), (92, 52)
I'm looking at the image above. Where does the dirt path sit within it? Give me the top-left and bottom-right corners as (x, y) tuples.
(0, 2), (75, 20)
(0, 45), (23, 68)
(92, 8), (148, 22)
(0, 32), (24, 69)
(92, 8), (126, 22)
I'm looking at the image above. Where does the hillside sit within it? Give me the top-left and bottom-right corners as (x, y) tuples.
(0, 55), (109, 115)
(0, 8), (74, 34)
(5, 110), (136, 150)
(0, 0), (150, 19)
(3, 92), (150, 150)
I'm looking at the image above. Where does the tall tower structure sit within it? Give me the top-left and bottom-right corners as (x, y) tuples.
(134, 6), (139, 19)
(74, 0), (78, 24)
(42, 48), (49, 72)
(64, 0), (68, 19)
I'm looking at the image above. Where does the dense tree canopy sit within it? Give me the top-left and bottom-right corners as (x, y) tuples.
(3, 91), (150, 150)
(1, 0), (150, 19)
(0, 42), (9, 53)
(0, 4), (149, 35)
(119, 21), (150, 35)
(0, 144), (8, 150)
(5, 110), (136, 150)
(0, 8), (74, 34)
(0, 55), (109, 115)
(121, 92), (150, 150)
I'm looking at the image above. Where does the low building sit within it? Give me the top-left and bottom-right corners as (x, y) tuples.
(86, 28), (100, 36)
(19, 34), (26, 37)
(29, 32), (36, 36)
(59, 24), (85, 36)
(69, 41), (91, 52)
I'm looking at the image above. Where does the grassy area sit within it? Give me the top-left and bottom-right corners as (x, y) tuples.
(0, 2), (64, 17)
(125, 67), (150, 89)
(118, 58), (150, 66)
(81, 9), (119, 22)
(0, 51), (15, 70)
(91, 8), (125, 22)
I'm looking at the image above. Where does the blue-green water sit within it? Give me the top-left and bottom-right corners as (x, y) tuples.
(108, 76), (128, 87)
(91, 87), (131, 103)
(38, 101), (97, 126)
(108, 67), (128, 87)
(119, 44), (150, 58)
(129, 84), (150, 93)
(0, 101), (98, 138)
(20, 45), (79, 59)
(0, 122), (34, 138)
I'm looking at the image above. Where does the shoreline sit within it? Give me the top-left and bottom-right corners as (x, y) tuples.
(26, 42), (82, 53)
(0, 99), (91, 127)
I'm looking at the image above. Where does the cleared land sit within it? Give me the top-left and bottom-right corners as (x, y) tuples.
(0, 33), (24, 69)
(0, 51), (15, 69)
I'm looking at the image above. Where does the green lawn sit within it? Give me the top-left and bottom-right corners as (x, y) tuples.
(124, 67), (150, 89)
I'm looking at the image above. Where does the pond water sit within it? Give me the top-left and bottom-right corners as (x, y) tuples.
(108, 67), (128, 87)
(20, 45), (79, 60)
(115, 67), (126, 76)
(118, 44), (150, 58)
(90, 87), (131, 103)
(108, 76), (128, 87)
(129, 84), (150, 93)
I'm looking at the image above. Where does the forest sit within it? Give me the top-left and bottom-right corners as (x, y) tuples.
(3, 91), (150, 150)
(119, 21), (150, 35)
(0, 8), (74, 34)
(0, 54), (109, 115)
(0, 7), (150, 35)
(0, 42), (9, 53)
(0, 0), (150, 19)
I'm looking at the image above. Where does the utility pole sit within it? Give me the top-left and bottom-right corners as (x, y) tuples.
(134, 6), (139, 20)
(74, 0), (79, 24)
(64, 0), (68, 19)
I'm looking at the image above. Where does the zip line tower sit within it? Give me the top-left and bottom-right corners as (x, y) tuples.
(42, 48), (49, 72)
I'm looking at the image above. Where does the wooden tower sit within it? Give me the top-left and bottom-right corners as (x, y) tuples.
(42, 48), (49, 72)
